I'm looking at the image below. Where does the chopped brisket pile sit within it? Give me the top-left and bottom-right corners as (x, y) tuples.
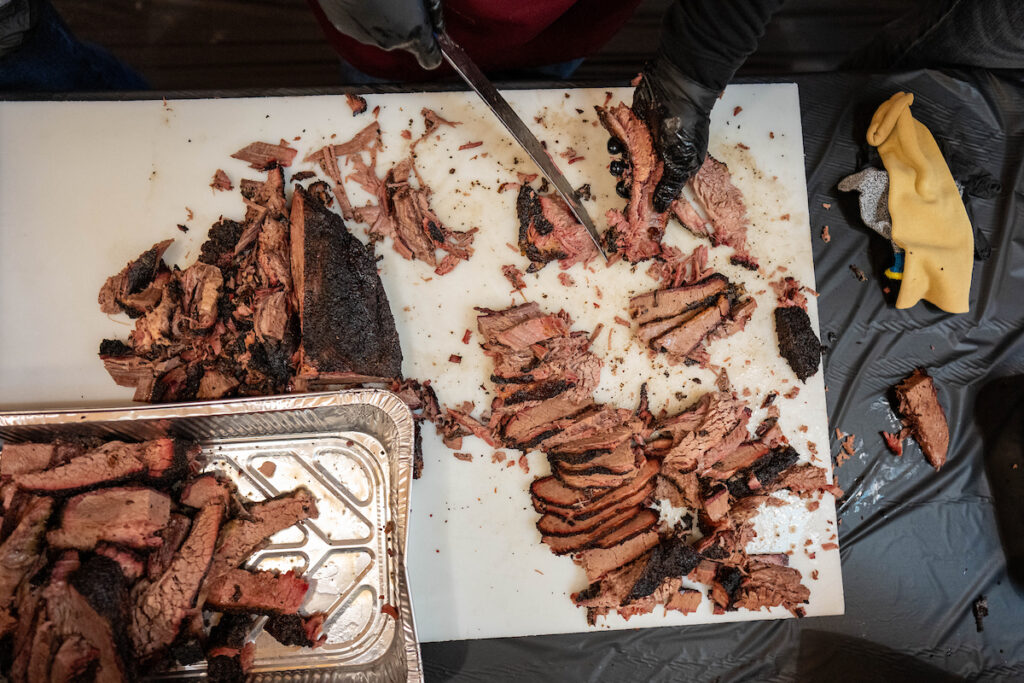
(628, 273), (757, 365)
(441, 301), (840, 624)
(892, 368), (950, 471)
(0, 436), (325, 682)
(305, 112), (478, 276)
(772, 276), (821, 383)
(516, 185), (598, 272)
(597, 101), (759, 269)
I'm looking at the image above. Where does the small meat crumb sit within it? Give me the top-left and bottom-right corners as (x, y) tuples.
(784, 386), (801, 400)
(881, 430), (904, 456)
(806, 500), (820, 512)
(448, 354), (462, 364)
(462, 329), (472, 344)
(210, 169), (233, 192)
(185, 207), (194, 221)
(822, 203), (831, 210)
(821, 542), (839, 551)
(346, 93), (368, 115)
(453, 452), (473, 462)
(849, 264), (868, 282)
(177, 224), (189, 233)
(491, 451), (506, 464)
(258, 461), (277, 477)
(821, 225), (831, 243)
(779, 213), (790, 221)
(381, 603), (399, 619)
(733, 106), (743, 116)
(736, 142), (750, 150)
(769, 131), (775, 139)
(558, 273), (575, 287)
(400, 130), (412, 139)
(458, 141), (483, 151)
(518, 455), (530, 473)
(613, 316), (631, 328)
(502, 264), (527, 291)
(811, 570), (819, 580)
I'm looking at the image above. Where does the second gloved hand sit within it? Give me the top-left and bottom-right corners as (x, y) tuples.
(632, 57), (720, 213)
(315, 0), (443, 70)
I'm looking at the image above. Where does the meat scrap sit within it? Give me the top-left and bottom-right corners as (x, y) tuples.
(210, 169), (233, 192)
(627, 273), (757, 365)
(345, 93), (368, 115)
(231, 140), (297, 170)
(0, 435), (327, 680)
(502, 264), (527, 291)
(893, 369), (950, 471)
(774, 306), (821, 382)
(516, 185), (598, 272)
(684, 155), (758, 269)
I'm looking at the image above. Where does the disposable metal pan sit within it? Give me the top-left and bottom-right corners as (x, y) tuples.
(0, 389), (422, 682)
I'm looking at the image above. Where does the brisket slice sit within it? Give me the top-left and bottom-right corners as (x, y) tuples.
(688, 155), (758, 268)
(546, 419), (641, 457)
(477, 302), (542, 343)
(0, 443), (55, 477)
(205, 568), (309, 614)
(536, 481), (654, 535)
(725, 446), (801, 499)
(707, 441), (771, 480)
(13, 438), (183, 492)
(535, 406), (636, 452)
(180, 473), (234, 508)
(551, 454), (643, 489)
(661, 392), (749, 472)
(49, 634), (98, 683)
(553, 440), (640, 474)
(572, 550), (650, 625)
(147, 513), (191, 580)
(495, 314), (569, 350)
(628, 274), (728, 325)
(0, 497), (53, 609)
(130, 502), (224, 659)
(773, 306), (821, 382)
(501, 397), (595, 445)
(291, 185), (403, 380)
(732, 561), (810, 615)
(650, 294), (729, 358)
(47, 486), (171, 550)
(205, 487), (318, 587)
(894, 368), (949, 471)
(573, 520), (660, 584)
(541, 505), (642, 555)
(626, 535), (701, 602)
(595, 103), (667, 263)
(263, 613), (327, 648)
(531, 459), (659, 518)
(516, 185), (597, 272)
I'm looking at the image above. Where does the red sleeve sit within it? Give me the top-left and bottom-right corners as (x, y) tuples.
(308, 0), (645, 81)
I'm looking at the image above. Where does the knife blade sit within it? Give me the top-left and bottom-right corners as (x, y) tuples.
(436, 31), (607, 259)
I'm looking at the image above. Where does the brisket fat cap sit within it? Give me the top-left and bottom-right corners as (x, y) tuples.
(291, 186), (403, 379)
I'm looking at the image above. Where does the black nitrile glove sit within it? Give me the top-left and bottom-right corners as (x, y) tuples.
(633, 57), (719, 213)
(315, 0), (444, 70)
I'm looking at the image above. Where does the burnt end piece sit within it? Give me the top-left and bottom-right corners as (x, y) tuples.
(626, 536), (701, 602)
(292, 186), (403, 379)
(99, 339), (134, 357)
(726, 446), (800, 499)
(774, 306), (821, 382)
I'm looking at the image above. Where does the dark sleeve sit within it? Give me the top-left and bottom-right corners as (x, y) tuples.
(659, 0), (785, 92)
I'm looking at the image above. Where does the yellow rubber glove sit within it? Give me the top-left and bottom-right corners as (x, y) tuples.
(867, 92), (974, 314)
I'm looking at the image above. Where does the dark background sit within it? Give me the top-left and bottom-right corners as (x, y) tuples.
(53, 0), (921, 88)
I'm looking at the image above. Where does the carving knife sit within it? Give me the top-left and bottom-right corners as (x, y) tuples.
(436, 31), (607, 259)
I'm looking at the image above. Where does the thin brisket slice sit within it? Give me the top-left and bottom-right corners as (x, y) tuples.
(516, 184), (597, 272)
(531, 459), (659, 519)
(688, 155), (758, 269)
(130, 502), (224, 659)
(205, 568), (309, 614)
(541, 506), (643, 555)
(572, 511), (660, 582)
(596, 103), (667, 263)
(13, 439), (183, 492)
(628, 274), (728, 325)
(47, 486), (171, 550)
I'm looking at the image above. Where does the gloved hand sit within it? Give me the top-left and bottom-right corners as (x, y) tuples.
(632, 57), (720, 213)
(315, 0), (443, 70)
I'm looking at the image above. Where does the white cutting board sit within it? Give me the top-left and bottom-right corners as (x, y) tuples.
(0, 85), (842, 642)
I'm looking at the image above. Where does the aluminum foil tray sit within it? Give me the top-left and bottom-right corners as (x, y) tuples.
(0, 390), (422, 682)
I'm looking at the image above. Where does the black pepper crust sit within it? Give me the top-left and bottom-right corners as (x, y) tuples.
(773, 306), (821, 382)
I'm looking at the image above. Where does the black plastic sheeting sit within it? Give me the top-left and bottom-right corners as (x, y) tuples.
(422, 69), (1024, 681)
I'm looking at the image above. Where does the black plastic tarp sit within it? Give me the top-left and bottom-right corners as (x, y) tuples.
(422, 69), (1024, 681)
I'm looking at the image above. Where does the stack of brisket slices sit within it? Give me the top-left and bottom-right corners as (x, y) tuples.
(595, 102), (759, 270)
(452, 302), (840, 625)
(628, 273), (757, 366)
(0, 437), (324, 683)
